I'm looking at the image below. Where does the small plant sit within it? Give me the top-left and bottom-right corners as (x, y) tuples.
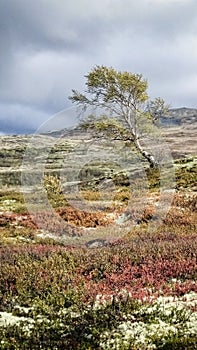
(43, 174), (68, 207)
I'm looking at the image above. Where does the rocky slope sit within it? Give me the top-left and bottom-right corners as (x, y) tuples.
(161, 107), (197, 126)
(0, 108), (196, 188)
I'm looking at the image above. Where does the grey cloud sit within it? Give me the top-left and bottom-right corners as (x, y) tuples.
(0, 0), (196, 134)
(0, 0), (116, 54)
(2, 0), (196, 56)
(0, 102), (50, 134)
(2, 0), (197, 49)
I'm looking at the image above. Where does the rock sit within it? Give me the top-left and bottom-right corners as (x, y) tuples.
(85, 238), (108, 248)
(115, 212), (131, 225)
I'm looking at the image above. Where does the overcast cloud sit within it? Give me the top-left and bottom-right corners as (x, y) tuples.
(0, 0), (197, 134)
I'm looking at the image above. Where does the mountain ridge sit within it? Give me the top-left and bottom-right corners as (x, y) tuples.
(43, 107), (197, 137)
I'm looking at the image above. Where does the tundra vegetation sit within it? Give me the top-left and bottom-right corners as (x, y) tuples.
(0, 68), (196, 349)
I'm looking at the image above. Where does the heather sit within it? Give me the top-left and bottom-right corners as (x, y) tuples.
(0, 141), (196, 348)
(0, 203), (196, 348)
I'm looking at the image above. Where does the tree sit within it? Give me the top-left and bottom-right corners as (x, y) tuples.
(69, 65), (168, 168)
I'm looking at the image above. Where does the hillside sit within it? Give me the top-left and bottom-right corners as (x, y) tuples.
(0, 107), (196, 188)
(161, 107), (197, 126)
(0, 108), (197, 349)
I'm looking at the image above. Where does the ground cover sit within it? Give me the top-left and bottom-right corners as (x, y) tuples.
(0, 164), (196, 349)
(0, 126), (196, 349)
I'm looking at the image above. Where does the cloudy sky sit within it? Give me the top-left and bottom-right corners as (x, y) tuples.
(0, 0), (197, 134)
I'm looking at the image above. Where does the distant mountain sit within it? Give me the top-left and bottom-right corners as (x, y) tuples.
(42, 108), (197, 137)
(161, 107), (197, 126)
(41, 127), (85, 138)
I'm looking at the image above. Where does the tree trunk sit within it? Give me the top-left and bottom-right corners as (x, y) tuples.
(134, 137), (156, 168)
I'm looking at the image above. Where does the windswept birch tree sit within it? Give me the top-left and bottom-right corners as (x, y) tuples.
(69, 65), (168, 168)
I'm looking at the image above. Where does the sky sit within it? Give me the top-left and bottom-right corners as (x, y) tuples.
(0, 0), (197, 134)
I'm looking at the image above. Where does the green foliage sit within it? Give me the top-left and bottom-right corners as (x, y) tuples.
(79, 115), (133, 141)
(147, 97), (169, 124)
(70, 65), (148, 108)
(43, 174), (68, 208)
(175, 158), (197, 190)
(0, 190), (26, 213)
(69, 65), (159, 122)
